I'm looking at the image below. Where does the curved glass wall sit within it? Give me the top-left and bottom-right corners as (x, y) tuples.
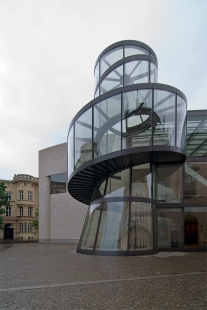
(74, 108), (92, 169)
(125, 45), (149, 57)
(99, 61), (157, 95)
(68, 90), (186, 175)
(100, 46), (123, 76)
(67, 125), (74, 177)
(122, 89), (152, 148)
(131, 164), (151, 198)
(153, 90), (176, 146)
(129, 202), (153, 251)
(95, 201), (129, 251)
(94, 94), (121, 157)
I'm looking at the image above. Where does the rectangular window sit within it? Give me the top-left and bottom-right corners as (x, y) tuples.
(19, 191), (24, 200)
(28, 191), (32, 200)
(24, 222), (27, 232)
(19, 223), (23, 232)
(50, 173), (66, 194)
(6, 193), (11, 201)
(20, 206), (23, 216)
(6, 206), (11, 216)
(28, 207), (32, 216)
(28, 223), (33, 232)
(24, 183), (27, 186)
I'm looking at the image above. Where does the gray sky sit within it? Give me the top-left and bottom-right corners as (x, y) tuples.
(0, 0), (206, 179)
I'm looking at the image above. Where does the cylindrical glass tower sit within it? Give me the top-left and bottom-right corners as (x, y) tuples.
(68, 40), (187, 255)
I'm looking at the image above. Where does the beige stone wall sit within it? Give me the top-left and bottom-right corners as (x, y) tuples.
(39, 143), (87, 243)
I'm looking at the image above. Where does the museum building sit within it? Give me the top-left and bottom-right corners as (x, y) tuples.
(67, 40), (207, 255)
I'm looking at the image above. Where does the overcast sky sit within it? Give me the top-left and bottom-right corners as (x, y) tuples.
(0, 0), (206, 180)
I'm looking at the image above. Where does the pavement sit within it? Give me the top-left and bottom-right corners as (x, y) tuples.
(0, 243), (206, 310)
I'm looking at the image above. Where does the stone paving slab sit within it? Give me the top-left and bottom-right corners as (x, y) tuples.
(0, 243), (206, 309)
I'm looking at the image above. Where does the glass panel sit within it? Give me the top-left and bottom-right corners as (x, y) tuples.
(131, 164), (151, 198)
(150, 53), (155, 59)
(157, 164), (183, 203)
(75, 108), (92, 169)
(94, 94), (121, 157)
(91, 178), (106, 201)
(177, 96), (187, 149)
(100, 64), (123, 94)
(100, 46), (123, 76)
(185, 207), (207, 248)
(94, 87), (99, 98)
(105, 169), (130, 198)
(153, 90), (176, 146)
(150, 62), (158, 83)
(122, 89), (152, 148)
(125, 45), (149, 57)
(187, 112), (207, 157)
(50, 173), (66, 194)
(67, 125), (74, 177)
(124, 60), (149, 85)
(95, 201), (129, 251)
(157, 208), (183, 248)
(78, 203), (101, 250)
(94, 62), (99, 86)
(184, 162), (207, 203)
(129, 202), (153, 250)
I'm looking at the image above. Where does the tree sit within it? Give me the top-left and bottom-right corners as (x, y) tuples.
(0, 183), (9, 242)
(31, 209), (38, 230)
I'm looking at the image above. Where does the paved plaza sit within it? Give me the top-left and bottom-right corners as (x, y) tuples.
(0, 243), (206, 309)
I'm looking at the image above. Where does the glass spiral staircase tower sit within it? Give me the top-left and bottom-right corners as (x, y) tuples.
(68, 40), (187, 255)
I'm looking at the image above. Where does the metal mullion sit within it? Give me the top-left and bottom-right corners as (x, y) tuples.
(152, 88), (154, 147)
(121, 92), (123, 151)
(92, 105), (94, 160)
(93, 173), (109, 253)
(73, 124), (75, 171)
(175, 94), (177, 147)
(127, 165), (132, 255)
(148, 60), (150, 83)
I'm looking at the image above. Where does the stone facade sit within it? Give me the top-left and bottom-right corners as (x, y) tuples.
(38, 142), (87, 243)
(0, 174), (38, 241)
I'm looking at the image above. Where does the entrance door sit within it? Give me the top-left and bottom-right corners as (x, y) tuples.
(185, 215), (198, 245)
(4, 224), (13, 239)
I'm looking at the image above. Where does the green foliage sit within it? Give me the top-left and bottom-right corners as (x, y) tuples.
(0, 183), (9, 230)
(31, 209), (38, 230)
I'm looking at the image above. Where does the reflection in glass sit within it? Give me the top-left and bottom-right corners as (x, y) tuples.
(105, 169), (130, 198)
(131, 164), (151, 198)
(124, 60), (149, 85)
(187, 112), (207, 157)
(150, 62), (158, 82)
(100, 47), (123, 76)
(177, 95), (186, 149)
(157, 164), (183, 203)
(184, 162), (207, 203)
(94, 94), (121, 157)
(153, 90), (175, 146)
(91, 178), (106, 201)
(100, 64), (123, 94)
(122, 90), (152, 148)
(184, 207), (207, 248)
(129, 202), (153, 250)
(68, 126), (74, 176)
(94, 62), (99, 86)
(78, 203), (101, 250)
(125, 45), (149, 57)
(50, 173), (66, 194)
(75, 108), (92, 169)
(95, 201), (129, 251)
(157, 208), (183, 248)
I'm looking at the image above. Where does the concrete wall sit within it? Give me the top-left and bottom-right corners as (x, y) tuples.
(39, 143), (87, 243)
